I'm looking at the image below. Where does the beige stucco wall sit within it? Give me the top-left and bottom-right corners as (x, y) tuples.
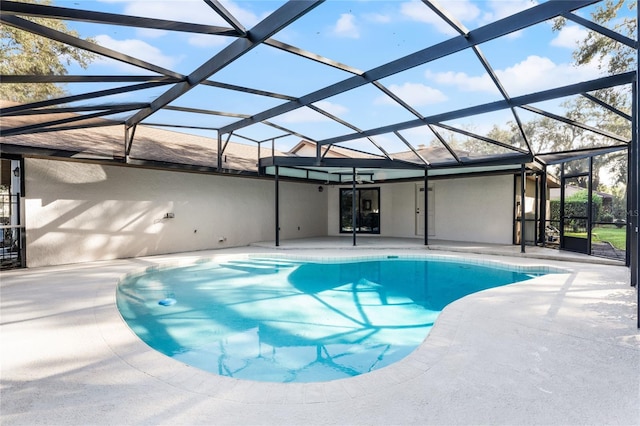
(433, 175), (513, 244)
(327, 174), (514, 244)
(24, 158), (327, 267)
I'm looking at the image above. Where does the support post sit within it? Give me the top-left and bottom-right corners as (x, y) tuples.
(587, 156), (593, 255)
(631, 79), (638, 286)
(424, 169), (429, 246)
(631, 21), (639, 327)
(534, 174), (539, 244)
(275, 165), (280, 247)
(560, 163), (565, 247)
(352, 168), (357, 246)
(257, 141), (261, 175)
(626, 140), (631, 267)
(217, 132), (222, 171)
(539, 167), (547, 246)
(520, 164), (526, 253)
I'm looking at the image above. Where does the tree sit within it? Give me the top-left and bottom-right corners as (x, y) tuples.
(0, 0), (96, 102)
(555, 0), (637, 77)
(552, 0), (636, 186)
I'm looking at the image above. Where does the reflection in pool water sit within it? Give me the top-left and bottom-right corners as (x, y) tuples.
(116, 256), (547, 383)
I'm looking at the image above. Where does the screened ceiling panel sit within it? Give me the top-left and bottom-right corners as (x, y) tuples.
(313, 82), (420, 133)
(403, 47), (506, 116)
(516, 106), (628, 156)
(164, 83), (287, 119)
(265, 104), (356, 142)
(333, 138), (388, 157)
(269, 0), (453, 71)
(477, 18), (623, 97)
(211, 43), (356, 97)
(439, 109), (530, 153)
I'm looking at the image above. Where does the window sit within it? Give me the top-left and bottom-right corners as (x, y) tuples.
(340, 188), (380, 234)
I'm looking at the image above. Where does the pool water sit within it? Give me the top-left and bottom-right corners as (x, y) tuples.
(116, 256), (548, 383)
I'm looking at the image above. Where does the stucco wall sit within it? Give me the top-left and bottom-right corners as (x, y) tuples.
(327, 175), (514, 244)
(433, 174), (513, 244)
(24, 158), (327, 267)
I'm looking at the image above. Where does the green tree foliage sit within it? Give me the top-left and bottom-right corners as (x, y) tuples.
(555, 0), (637, 76)
(0, 0), (96, 102)
(550, 190), (603, 224)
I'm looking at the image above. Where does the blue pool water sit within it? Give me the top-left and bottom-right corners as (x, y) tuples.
(116, 256), (549, 383)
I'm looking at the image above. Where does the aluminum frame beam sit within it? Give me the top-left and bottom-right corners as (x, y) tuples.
(434, 123), (529, 154)
(581, 92), (633, 121)
(1, 81), (174, 114)
(1, 103), (149, 116)
(562, 11), (637, 49)
(203, 0), (247, 36)
(2, 105), (144, 136)
(0, 15), (184, 79)
(520, 105), (630, 143)
(0, 75), (181, 84)
(0, 0), (238, 36)
(259, 152), (533, 170)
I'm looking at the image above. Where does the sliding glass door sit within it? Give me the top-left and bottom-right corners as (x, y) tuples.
(340, 188), (380, 234)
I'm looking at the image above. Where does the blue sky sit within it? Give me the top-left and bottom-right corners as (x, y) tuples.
(56, 0), (634, 153)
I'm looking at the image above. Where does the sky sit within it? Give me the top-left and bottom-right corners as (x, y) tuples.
(52, 0), (635, 154)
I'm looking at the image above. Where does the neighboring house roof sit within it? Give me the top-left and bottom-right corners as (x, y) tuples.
(0, 100), (287, 172)
(550, 185), (614, 200)
(394, 145), (461, 164)
(287, 140), (381, 159)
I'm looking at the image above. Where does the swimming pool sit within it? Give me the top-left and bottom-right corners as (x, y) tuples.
(116, 255), (554, 383)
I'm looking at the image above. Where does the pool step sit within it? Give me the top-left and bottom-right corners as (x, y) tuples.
(247, 258), (301, 268)
(219, 258), (298, 274)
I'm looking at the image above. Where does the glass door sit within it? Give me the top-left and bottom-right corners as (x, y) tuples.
(340, 188), (380, 234)
(561, 175), (589, 254)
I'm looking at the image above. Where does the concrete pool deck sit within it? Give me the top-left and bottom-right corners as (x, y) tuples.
(1, 240), (639, 425)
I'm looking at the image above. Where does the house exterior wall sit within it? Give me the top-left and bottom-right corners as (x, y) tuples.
(326, 175), (513, 244)
(24, 158), (327, 267)
(432, 175), (513, 244)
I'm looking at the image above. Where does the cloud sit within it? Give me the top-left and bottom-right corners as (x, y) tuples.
(332, 13), (360, 38)
(187, 34), (229, 48)
(425, 55), (602, 96)
(120, 0), (263, 27)
(399, 0), (536, 37)
(363, 12), (392, 24)
(94, 35), (181, 70)
(481, 0), (538, 23)
(551, 25), (589, 49)
(375, 82), (447, 106)
(425, 69), (494, 92)
(97, 1), (269, 49)
(276, 101), (349, 123)
(400, 0), (480, 35)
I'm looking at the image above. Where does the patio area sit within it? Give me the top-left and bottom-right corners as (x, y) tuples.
(1, 241), (638, 425)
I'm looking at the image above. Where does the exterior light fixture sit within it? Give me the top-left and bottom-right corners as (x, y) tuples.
(13, 167), (20, 177)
